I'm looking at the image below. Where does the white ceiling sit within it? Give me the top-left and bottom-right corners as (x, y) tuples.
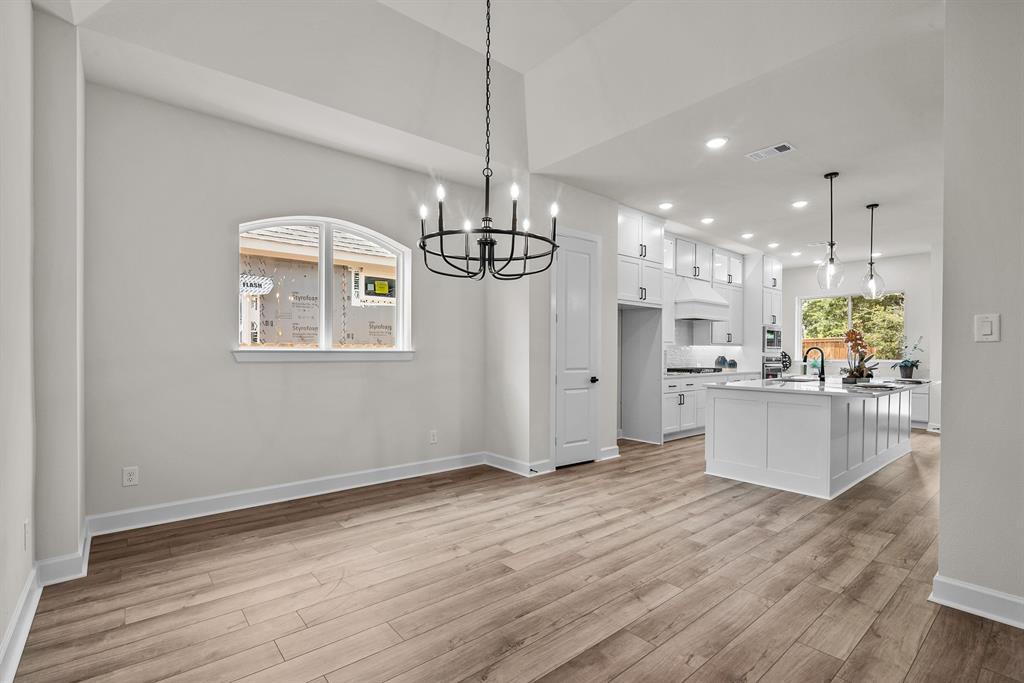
(62, 0), (945, 262)
(378, 0), (631, 73)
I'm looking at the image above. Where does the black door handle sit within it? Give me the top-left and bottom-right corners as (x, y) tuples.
(590, 376), (599, 383)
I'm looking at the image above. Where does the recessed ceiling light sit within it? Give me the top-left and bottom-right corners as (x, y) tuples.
(741, 233), (754, 239)
(791, 251), (802, 257)
(705, 137), (728, 149)
(872, 252), (882, 257)
(701, 217), (715, 225)
(767, 242), (779, 249)
(658, 202), (673, 210)
(791, 200), (809, 209)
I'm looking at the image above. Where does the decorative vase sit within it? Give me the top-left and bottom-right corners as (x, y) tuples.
(900, 365), (914, 379)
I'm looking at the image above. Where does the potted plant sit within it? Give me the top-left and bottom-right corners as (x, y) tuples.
(842, 329), (877, 384)
(891, 335), (925, 378)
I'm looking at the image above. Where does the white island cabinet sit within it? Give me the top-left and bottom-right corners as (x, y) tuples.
(705, 379), (916, 499)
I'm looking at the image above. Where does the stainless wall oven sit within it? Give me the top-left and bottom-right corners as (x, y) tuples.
(762, 355), (784, 379)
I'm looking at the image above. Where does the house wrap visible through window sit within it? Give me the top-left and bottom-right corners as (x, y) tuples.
(238, 217), (411, 353)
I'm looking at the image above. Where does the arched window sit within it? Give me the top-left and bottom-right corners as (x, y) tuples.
(236, 216), (412, 360)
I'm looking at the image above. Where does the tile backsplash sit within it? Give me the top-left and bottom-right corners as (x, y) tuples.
(664, 345), (757, 372)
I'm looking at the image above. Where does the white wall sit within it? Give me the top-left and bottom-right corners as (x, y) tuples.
(0, 0), (37, 671)
(937, 0), (1024, 617)
(84, 85), (489, 514)
(782, 253), (935, 378)
(33, 9), (86, 562)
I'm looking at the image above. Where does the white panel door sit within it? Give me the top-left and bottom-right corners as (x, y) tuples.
(556, 234), (601, 467)
(641, 216), (664, 263)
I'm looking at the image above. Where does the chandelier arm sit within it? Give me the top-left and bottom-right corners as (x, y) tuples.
(421, 248), (480, 278)
(491, 230), (520, 274)
(490, 254), (556, 280)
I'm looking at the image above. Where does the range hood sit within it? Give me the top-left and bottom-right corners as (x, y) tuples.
(674, 279), (729, 321)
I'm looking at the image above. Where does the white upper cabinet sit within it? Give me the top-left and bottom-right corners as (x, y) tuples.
(763, 255), (783, 290)
(618, 210), (662, 263)
(713, 249), (743, 287)
(663, 237), (675, 272)
(675, 239), (713, 281)
(694, 286), (743, 346)
(763, 288), (782, 326)
(641, 216), (664, 263)
(618, 255), (663, 306)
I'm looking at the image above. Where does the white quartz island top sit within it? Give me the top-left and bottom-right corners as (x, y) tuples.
(717, 377), (929, 398)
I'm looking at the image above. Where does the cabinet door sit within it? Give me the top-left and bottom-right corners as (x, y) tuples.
(727, 287), (744, 344)
(679, 392), (698, 430)
(641, 216), (664, 263)
(675, 238), (697, 278)
(762, 289), (774, 325)
(713, 251), (730, 285)
(729, 255), (744, 286)
(911, 391), (929, 423)
(662, 394), (681, 434)
(764, 256), (782, 289)
(710, 321), (729, 344)
(618, 212), (643, 258)
(662, 276), (677, 344)
(663, 238), (675, 272)
(617, 256), (642, 302)
(695, 389), (708, 428)
(641, 261), (663, 304)
(695, 243), (713, 282)
(762, 289), (781, 326)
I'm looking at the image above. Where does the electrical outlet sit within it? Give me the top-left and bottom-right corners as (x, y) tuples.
(429, 429), (438, 445)
(122, 466), (139, 487)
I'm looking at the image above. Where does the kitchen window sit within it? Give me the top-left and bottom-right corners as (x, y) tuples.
(235, 216), (412, 361)
(800, 292), (905, 361)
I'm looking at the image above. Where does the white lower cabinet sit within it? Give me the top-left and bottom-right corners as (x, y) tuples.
(663, 389), (702, 434)
(662, 393), (682, 434)
(911, 387), (929, 423)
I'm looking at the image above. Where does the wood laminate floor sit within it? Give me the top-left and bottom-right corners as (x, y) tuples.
(18, 432), (1022, 683)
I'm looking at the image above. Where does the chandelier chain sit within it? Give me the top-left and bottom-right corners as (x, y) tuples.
(483, 0), (492, 178)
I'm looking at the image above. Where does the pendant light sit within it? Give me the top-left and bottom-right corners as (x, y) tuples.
(860, 203), (886, 299)
(417, 0), (558, 280)
(816, 171), (846, 290)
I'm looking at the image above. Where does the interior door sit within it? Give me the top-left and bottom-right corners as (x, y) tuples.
(555, 234), (601, 467)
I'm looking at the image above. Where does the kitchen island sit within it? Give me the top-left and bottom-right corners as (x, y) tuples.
(705, 378), (921, 499)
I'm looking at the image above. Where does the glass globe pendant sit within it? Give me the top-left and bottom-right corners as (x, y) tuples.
(816, 172), (845, 290)
(860, 203), (885, 299)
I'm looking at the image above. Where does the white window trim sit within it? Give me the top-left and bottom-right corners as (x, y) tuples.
(234, 215), (413, 362)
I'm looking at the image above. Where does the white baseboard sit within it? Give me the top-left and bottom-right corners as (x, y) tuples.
(598, 446), (620, 460)
(930, 574), (1024, 629)
(0, 568), (41, 683)
(87, 451), (497, 537)
(483, 453), (533, 477)
(529, 459), (554, 475)
(36, 533), (91, 586)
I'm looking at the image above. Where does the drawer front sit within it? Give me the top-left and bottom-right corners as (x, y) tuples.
(663, 378), (702, 394)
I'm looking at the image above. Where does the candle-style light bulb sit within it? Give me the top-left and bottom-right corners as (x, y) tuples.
(510, 183), (519, 230)
(550, 202), (559, 218)
(436, 185), (445, 231)
(419, 204), (428, 220)
(522, 218), (530, 232)
(463, 219), (472, 232)
(550, 202), (558, 240)
(435, 185), (446, 201)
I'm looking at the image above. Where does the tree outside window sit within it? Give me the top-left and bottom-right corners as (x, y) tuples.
(801, 293), (905, 361)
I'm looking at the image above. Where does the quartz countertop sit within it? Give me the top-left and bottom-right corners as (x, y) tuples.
(710, 377), (926, 398)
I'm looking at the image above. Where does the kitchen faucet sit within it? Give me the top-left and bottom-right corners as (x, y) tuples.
(803, 347), (826, 383)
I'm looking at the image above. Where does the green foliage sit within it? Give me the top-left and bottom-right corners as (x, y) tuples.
(801, 293), (906, 360)
(801, 297), (848, 338)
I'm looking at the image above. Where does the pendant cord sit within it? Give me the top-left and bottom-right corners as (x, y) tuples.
(829, 174), (835, 259)
(483, 0), (492, 179)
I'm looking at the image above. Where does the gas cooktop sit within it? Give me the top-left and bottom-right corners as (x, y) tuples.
(666, 367), (723, 374)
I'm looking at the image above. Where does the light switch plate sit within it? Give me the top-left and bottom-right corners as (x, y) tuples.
(974, 313), (1001, 342)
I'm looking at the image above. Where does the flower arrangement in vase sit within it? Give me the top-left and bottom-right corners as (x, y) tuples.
(842, 329), (877, 384)
(891, 335), (925, 378)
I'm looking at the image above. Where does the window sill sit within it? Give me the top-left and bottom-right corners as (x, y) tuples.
(232, 348), (415, 363)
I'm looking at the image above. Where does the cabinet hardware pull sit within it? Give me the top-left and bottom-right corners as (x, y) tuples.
(678, 393), (683, 406)
(640, 244), (646, 258)
(590, 376), (599, 383)
(693, 266), (698, 277)
(772, 277), (777, 287)
(727, 332), (732, 343)
(727, 274), (733, 284)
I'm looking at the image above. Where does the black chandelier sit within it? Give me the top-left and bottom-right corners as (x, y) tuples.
(417, 0), (558, 280)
